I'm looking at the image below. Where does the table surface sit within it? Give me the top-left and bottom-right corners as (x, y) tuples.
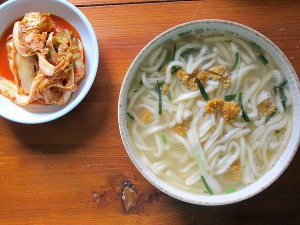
(1, 0), (300, 224)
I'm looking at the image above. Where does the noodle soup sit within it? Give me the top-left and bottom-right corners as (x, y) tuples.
(126, 30), (292, 195)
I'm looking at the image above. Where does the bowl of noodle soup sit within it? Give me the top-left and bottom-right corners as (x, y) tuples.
(118, 20), (300, 205)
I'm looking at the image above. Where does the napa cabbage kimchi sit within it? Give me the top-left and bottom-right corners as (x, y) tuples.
(0, 12), (85, 105)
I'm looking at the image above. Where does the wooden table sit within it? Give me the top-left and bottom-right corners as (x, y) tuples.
(1, 0), (300, 224)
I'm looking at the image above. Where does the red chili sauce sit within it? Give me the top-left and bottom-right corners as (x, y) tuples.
(0, 15), (81, 82)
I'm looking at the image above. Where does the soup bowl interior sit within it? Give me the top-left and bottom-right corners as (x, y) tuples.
(0, 0), (98, 124)
(118, 20), (300, 205)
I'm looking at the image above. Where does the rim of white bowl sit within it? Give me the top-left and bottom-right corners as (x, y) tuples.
(0, 0), (99, 124)
(118, 19), (300, 205)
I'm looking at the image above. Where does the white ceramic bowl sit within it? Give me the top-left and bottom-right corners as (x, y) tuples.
(118, 20), (300, 205)
(0, 0), (98, 124)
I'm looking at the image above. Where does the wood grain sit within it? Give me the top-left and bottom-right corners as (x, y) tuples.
(69, 0), (172, 6)
(0, 0), (300, 224)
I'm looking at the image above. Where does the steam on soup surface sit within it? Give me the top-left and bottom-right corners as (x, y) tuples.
(126, 30), (292, 195)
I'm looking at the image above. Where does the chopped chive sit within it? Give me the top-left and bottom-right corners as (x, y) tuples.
(154, 82), (164, 94)
(194, 151), (213, 195)
(241, 111), (251, 122)
(157, 64), (164, 72)
(168, 92), (171, 101)
(282, 100), (286, 111)
(274, 79), (288, 111)
(179, 31), (190, 37)
(180, 48), (199, 58)
(161, 135), (167, 145)
(157, 81), (162, 115)
(195, 77), (209, 101)
(274, 86), (279, 95)
(251, 42), (269, 65)
(280, 93), (287, 111)
(194, 151), (201, 165)
(280, 88), (287, 101)
(224, 94), (237, 101)
(201, 176), (213, 195)
(158, 50), (172, 72)
(274, 85), (285, 94)
(265, 109), (277, 123)
(238, 92), (243, 103)
(231, 52), (239, 71)
(238, 92), (251, 122)
(258, 54), (269, 65)
(279, 79), (288, 88)
(172, 43), (177, 61)
(171, 66), (180, 74)
(275, 130), (280, 134)
(251, 42), (263, 52)
(126, 113), (134, 120)
(225, 188), (237, 194)
(166, 50), (173, 63)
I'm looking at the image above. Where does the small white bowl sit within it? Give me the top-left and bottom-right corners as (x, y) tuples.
(118, 20), (300, 205)
(0, 0), (98, 124)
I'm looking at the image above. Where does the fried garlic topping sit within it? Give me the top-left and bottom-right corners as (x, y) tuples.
(172, 123), (187, 136)
(258, 99), (276, 116)
(206, 99), (240, 122)
(222, 101), (240, 122)
(162, 83), (170, 95)
(140, 108), (153, 123)
(227, 160), (242, 181)
(205, 98), (225, 114)
(208, 65), (227, 75)
(177, 64), (231, 91)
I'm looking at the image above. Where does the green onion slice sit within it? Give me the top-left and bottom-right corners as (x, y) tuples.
(201, 176), (213, 195)
(157, 64), (164, 72)
(196, 77), (209, 101)
(265, 109), (278, 123)
(172, 43), (177, 61)
(166, 50), (173, 63)
(225, 188), (237, 194)
(251, 42), (269, 65)
(179, 31), (190, 37)
(238, 92), (251, 122)
(231, 52), (239, 71)
(168, 92), (171, 101)
(158, 49), (172, 72)
(258, 54), (269, 65)
(157, 81), (162, 115)
(251, 42), (263, 52)
(161, 135), (167, 145)
(242, 111), (251, 122)
(181, 48), (199, 58)
(281, 100), (286, 111)
(224, 94), (237, 101)
(194, 151), (202, 166)
(126, 113), (134, 120)
(279, 79), (288, 88)
(273, 86), (279, 95)
(274, 79), (288, 111)
(171, 66), (180, 74)
(194, 151), (213, 195)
